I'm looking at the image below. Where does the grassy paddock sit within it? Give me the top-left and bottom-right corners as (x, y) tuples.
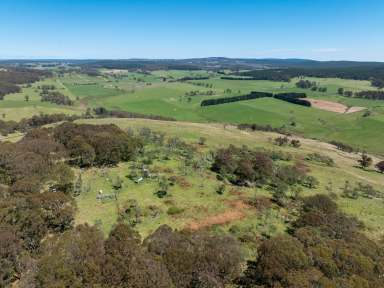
(74, 118), (384, 241)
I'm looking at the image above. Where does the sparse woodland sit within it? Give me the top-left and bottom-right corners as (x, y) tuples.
(0, 119), (383, 287)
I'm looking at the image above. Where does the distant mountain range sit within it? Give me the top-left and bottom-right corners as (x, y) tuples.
(1, 57), (384, 70)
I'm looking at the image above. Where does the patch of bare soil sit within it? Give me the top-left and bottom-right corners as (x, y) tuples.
(306, 98), (365, 114)
(185, 200), (249, 231)
(345, 106), (366, 114)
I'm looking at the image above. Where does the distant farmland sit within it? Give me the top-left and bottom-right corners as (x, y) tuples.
(1, 69), (384, 155)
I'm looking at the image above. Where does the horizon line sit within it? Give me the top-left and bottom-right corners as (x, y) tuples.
(0, 57), (384, 63)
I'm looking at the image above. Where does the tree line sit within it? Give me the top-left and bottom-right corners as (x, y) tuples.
(201, 91), (311, 107)
(353, 90), (384, 100)
(295, 79), (328, 92)
(0, 106), (177, 137)
(201, 91), (273, 106)
(93, 107), (176, 121)
(237, 66), (384, 88)
(0, 113), (82, 136)
(0, 68), (51, 99)
(237, 123), (289, 135)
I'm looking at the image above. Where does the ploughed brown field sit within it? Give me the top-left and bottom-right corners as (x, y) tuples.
(306, 98), (366, 114)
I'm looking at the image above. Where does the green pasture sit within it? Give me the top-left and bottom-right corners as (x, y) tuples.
(2, 69), (384, 154)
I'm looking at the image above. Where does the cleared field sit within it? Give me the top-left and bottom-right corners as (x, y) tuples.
(74, 118), (384, 242)
(306, 98), (366, 114)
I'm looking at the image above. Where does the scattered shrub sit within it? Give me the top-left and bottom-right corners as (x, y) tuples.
(376, 160), (384, 173)
(306, 152), (335, 166)
(167, 206), (184, 215)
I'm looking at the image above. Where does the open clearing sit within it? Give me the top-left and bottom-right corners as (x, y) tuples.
(186, 200), (250, 230)
(73, 118), (384, 240)
(306, 98), (366, 114)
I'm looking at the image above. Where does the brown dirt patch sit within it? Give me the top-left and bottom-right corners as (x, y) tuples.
(224, 199), (250, 210)
(173, 175), (192, 189)
(185, 200), (249, 231)
(186, 210), (245, 231)
(246, 196), (273, 212)
(305, 98), (365, 114)
(229, 188), (245, 197)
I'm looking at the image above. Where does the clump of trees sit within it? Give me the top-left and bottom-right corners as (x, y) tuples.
(212, 145), (315, 199)
(185, 90), (215, 96)
(296, 79), (317, 89)
(39, 85), (74, 106)
(0, 113), (82, 136)
(274, 136), (301, 148)
(358, 152), (372, 169)
(295, 80), (327, 92)
(237, 123), (289, 135)
(212, 145), (274, 186)
(0, 128), (73, 193)
(371, 78), (384, 89)
(341, 181), (383, 199)
(376, 160), (384, 173)
(329, 140), (355, 153)
(238, 194), (384, 287)
(53, 122), (142, 166)
(40, 90), (73, 105)
(354, 90), (384, 100)
(0, 82), (21, 99)
(306, 152), (335, 166)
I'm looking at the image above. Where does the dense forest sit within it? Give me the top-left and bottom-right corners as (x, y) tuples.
(0, 68), (50, 99)
(238, 66), (384, 88)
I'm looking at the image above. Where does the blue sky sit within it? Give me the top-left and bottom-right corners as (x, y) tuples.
(1, 0), (383, 60)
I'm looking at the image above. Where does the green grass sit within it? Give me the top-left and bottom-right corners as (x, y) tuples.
(63, 71), (384, 155)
